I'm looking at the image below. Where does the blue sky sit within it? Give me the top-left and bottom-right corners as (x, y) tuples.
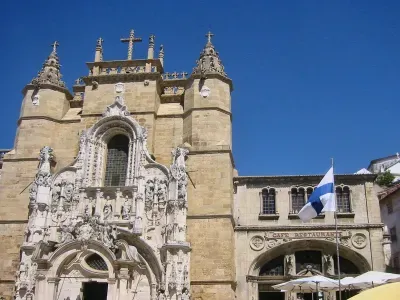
(1, 1), (400, 175)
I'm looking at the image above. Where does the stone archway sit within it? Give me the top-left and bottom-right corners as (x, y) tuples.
(29, 239), (160, 300)
(248, 239), (371, 300)
(249, 239), (371, 277)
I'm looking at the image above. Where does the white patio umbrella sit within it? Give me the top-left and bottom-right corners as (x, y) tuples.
(348, 271), (400, 289)
(272, 275), (339, 296)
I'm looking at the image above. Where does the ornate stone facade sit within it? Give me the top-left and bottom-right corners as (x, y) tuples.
(0, 29), (234, 300)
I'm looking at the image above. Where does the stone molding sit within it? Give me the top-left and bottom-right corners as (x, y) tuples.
(18, 116), (81, 125)
(235, 223), (384, 231)
(234, 174), (377, 185)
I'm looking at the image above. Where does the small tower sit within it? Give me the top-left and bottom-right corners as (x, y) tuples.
(21, 42), (72, 120)
(184, 33), (235, 299)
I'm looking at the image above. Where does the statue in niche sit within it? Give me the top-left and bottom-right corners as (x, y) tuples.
(52, 182), (61, 203)
(145, 179), (155, 210)
(38, 146), (53, 173)
(171, 148), (189, 180)
(182, 288), (191, 300)
(121, 195), (131, 220)
(285, 254), (295, 275)
(324, 254), (334, 275)
(103, 197), (113, 220)
(84, 197), (95, 217)
(178, 177), (187, 201)
(63, 181), (74, 202)
(157, 180), (168, 203)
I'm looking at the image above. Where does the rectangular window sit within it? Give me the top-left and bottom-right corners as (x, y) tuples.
(291, 188), (305, 214)
(336, 186), (351, 213)
(387, 199), (393, 214)
(390, 227), (397, 242)
(262, 189), (276, 214)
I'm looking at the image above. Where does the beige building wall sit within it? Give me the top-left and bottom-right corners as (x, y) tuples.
(234, 175), (386, 300)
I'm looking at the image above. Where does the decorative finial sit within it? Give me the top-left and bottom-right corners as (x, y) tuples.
(206, 31), (214, 44)
(192, 33), (226, 77)
(30, 41), (66, 88)
(97, 37), (104, 48)
(51, 41), (59, 53)
(159, 44), (164, 66)
(120, 29), (142, 60)
(149, 34), (155, 46)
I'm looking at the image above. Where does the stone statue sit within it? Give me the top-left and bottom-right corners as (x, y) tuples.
(38, 146), (53, 173)
(121, 195), (131, 220)
(170, 147), (189, 180)
(182, 288), (191, 300)
(103, 197), (112, 220)
(157, 180), (168, 202)
(285, 254), (295, 275)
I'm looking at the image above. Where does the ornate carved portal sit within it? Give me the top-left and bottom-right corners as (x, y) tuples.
(17, 97), (191, 300)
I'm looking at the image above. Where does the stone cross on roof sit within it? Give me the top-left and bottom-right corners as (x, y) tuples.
(206, 31), (214, 43)
(120, 29), (142, 60)
(51, 41), (59, 53)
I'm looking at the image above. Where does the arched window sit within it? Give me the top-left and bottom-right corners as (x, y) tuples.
(104, 135), (129, 187)
(261, 188), (276, 214)
(259, 255), (285, 276)
(306, 187), (314, 201)
(85, 253), (108, 271)
(336, 186), (351, 213)
(291, 188), (305, 214)
(296, 250), (322, 274)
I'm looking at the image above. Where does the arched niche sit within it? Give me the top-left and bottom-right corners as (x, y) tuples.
(249, 239), (371, 277)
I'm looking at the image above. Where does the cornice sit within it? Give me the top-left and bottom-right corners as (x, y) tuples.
(188, 73), (233, 91)
(234, 174), (377, 186)
(86, 58), (163, 71)
(183, 106), (231, 119)
(82, 72), (162, 85)
(22, 84), (73, 99)
(18, 116), (81, 125)
(234, 223), (384, 231)
(188, 147), (235, 168)
(0, 219), (28, 224)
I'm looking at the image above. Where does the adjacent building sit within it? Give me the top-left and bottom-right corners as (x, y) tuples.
(378, 184), (400, 273)
(234, 174), (386, 300)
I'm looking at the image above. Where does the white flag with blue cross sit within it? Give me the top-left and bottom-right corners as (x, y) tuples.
(298, 167), (336, 222)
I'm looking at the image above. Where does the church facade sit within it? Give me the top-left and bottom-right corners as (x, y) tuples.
(0, 29), (388, 300)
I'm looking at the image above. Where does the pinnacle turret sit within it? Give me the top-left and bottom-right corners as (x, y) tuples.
(192, 32), (227, 77)
(31, 41), (66, 89)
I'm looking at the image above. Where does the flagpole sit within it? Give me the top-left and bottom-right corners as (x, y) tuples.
(332, 158), (342, 300)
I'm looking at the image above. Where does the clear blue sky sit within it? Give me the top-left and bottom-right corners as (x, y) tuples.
(1, 1), (400, 175)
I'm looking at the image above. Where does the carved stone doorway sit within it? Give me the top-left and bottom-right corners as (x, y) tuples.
(83, 282), (108, 300)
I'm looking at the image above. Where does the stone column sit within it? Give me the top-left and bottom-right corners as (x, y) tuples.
(118, 268), (130, 300)
(107, 278), (117, 300)
(46, 277), (60, 300)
